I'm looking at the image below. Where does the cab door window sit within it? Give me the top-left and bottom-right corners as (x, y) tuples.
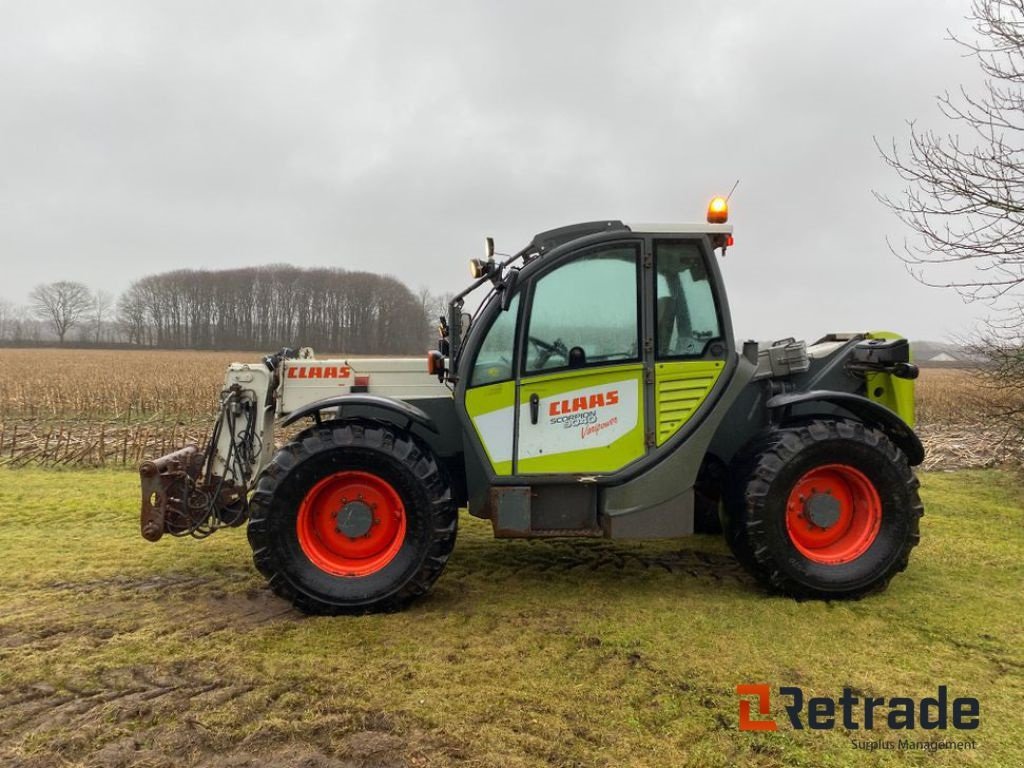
(524, 244), (640, 374)
(654, 240), (723, 358)
(469, 293), (520, 387)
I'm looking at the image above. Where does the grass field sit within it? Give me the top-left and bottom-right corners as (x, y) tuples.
(1, 468), (1021, 767)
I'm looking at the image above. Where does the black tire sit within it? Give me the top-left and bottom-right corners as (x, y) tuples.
(723, 419), (923, 600)
(247, 420), (457, 615)
(721, 431), (787, 578)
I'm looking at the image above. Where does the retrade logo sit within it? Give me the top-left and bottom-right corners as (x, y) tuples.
(736, 685), (979, 732)
(736, 684), (778, 731)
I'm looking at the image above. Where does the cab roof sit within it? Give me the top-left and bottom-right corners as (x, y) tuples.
(527, 220), (733, 255)
(625, 222), (734, 235)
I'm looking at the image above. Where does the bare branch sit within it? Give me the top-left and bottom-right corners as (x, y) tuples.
(877, 1), (1024, 304)
(29, 281), (92, 344)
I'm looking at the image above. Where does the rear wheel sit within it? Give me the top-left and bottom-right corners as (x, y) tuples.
(723, 419), (922, 599)
(247, 420), (457, 614)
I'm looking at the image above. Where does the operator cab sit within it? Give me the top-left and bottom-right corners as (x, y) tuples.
(443, 198), (737, 535)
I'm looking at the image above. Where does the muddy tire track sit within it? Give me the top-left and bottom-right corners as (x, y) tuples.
(453, 538), (750, 586)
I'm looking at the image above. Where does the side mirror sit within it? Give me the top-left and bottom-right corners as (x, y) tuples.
(484, 236), (495, 259)
(461, 312), (473, 334)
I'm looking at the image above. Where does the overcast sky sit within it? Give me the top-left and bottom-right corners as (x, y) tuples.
(0, 0), (994, 341)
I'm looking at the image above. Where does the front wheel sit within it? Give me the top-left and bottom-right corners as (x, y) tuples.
(247, 420), (457, 614)
(723, 419), (923, 599)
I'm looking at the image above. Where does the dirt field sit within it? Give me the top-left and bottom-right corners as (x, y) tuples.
(1, 468), (1022, 767)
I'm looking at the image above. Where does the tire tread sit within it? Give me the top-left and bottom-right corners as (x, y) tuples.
(247, 419), (457, 615)
(724, 418), (923, 600)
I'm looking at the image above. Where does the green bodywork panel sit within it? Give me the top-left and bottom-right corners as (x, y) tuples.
(464, 364), (648, 476)
(517, 364), (646, 474)
(654, 360), (724, 445)
(464, 379), (515, 476)
(865, 331), (916, 427)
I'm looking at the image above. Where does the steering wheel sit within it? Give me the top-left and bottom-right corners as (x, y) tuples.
(529, 335), (568, 368)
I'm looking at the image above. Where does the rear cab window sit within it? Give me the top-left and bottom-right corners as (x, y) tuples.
(654, 240), (723, 359)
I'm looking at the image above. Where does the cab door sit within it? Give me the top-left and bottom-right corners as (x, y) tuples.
(463, 293), (521, 476)
(651, 239), (729, 445)
(515, 242), (647, 474)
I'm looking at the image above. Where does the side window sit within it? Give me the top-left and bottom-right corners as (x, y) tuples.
(655, 240), (722, 358)
(469, 294), (520, 386)
(525, 244), (639, 374)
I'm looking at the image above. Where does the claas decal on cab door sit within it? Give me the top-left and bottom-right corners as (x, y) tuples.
(549, 389), (619, 416)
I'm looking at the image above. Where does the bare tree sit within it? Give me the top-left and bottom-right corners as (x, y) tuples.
(959, 314), (1024, 457)
(91, 289), (114, 344)
(29, 281), (93, 344)
(878, 0), (1024, 302)
(879, 0), (1024, 451)
(118, 266), (430, 353)
(117, 287), (147, 345)
(12, 305), (42, 342)
(0, 299), (13, 341)
(417, 286), (434, 329)
(418, 287), (453, 345)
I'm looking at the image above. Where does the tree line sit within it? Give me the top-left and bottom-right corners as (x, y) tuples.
(0, 266), (448, 354)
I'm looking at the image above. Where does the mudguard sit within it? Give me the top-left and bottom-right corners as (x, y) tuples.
(281, 394), (439, 433)
(767, 389), (924, 466)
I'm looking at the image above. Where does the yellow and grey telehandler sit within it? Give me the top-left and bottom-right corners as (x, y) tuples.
(140, 198), (923, 613)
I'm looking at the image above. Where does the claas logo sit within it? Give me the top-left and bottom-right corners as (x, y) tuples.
(286, 365), (352, 380)
(549, 390), (619, 416)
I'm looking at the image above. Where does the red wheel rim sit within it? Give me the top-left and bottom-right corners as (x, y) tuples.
(296, 471), (406, 577)
(784, 464), (882, 565)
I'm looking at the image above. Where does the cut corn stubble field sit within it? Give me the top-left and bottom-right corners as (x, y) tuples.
(913, 367), (1024, 469)
(0, 348), (1018, 470)
(0, 349), (233, 468)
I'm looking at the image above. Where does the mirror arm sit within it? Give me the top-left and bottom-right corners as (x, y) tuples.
(501, 271), (518, 310)
(447, 298), (464, 363)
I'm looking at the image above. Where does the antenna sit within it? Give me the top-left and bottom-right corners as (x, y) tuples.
(726, 179), (740, 201)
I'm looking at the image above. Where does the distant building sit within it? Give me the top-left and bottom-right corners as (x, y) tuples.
(912, 341), (982, 366)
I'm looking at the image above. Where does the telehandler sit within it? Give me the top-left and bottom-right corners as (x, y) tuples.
(139, 198), (923, 614)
